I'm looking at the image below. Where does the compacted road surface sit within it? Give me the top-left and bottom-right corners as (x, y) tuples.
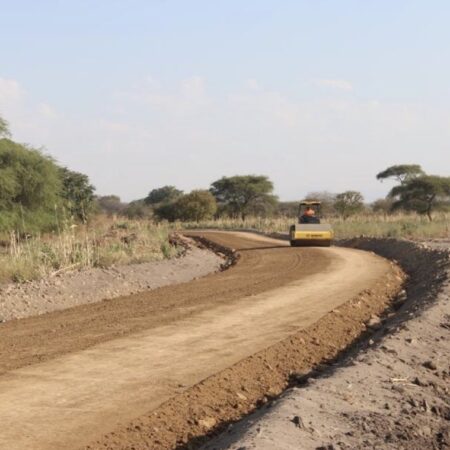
(0, 232), (393, 450)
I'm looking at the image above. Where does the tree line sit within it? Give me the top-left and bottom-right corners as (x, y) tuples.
(0, 117), (95, 233)
(98, 165), (450, 223)
(1, 113), (449, 235)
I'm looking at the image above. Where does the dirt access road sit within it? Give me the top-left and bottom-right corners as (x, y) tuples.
(0, 232), (395, 450)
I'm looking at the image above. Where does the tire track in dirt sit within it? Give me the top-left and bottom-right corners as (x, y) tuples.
(0, 232), (403, 450)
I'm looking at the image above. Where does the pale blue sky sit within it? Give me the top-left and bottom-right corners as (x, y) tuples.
(1, 1), (449, 201)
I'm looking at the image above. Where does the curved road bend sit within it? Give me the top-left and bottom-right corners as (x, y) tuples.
(0, 231), (392, 450)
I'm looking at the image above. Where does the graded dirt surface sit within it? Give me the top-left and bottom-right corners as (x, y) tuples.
(202, 240), (450, 450)
(0, 232), (401, 450)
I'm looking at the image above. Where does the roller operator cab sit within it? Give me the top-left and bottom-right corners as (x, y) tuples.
(289, 201), (333, 247)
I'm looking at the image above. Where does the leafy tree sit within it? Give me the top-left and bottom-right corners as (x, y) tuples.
(210, 175), (277, 220)
(334, 191), (365, 220)
(145, 185), (183, 205)
(0, 138), (62, 232)
(175, 190), (217, 222)
(389, 175), (450, 221)
(0, 116), (11, 138)
(153, 201), (179, 222)
(59, 167), (95, 223)
(376, 164), (424, 185)
(96, 195), (127, 216)
(0, 139), (61, 209)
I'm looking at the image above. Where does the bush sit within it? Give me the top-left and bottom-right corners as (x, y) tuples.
(175, 190), (217, 222)
(0, 138), (62, 233)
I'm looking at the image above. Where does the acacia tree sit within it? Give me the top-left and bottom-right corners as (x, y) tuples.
(376, 164), (424, 185)
(210, 175), (277, 220)
(389, 175), (450, 221)
(334, 191), (365, 220)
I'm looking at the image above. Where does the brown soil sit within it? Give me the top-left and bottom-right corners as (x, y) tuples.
(201, 239), (450, 450)
(83, 233), (403, 450)
(0, 232), (403, 450)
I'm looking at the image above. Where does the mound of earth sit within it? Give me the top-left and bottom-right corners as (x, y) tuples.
(0, 235), (223, 322)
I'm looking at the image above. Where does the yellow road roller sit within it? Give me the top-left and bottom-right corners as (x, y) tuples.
(289, 201), (333, 247)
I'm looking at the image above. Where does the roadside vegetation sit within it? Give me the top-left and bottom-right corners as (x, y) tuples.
(1, 113), (449, 283)
(181, 212), (450, 240)
(0, 117), (177, 283)
(0, 218), (177, 283)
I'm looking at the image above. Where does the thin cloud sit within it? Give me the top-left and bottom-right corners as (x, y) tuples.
(314, 78), (353, 91)
(0, 77), (24, 103)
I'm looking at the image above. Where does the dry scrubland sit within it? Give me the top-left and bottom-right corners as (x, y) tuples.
(0, 217), (178, 283)
(184, 212), (450, 240)
(0, 212), (448, 284)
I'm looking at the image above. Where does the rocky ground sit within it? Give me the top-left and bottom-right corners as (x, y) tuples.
(0, 237), (223, 322)
(202, 240), (450, 450)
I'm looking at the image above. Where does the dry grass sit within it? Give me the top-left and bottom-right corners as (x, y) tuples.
(0, 215), (179, 284)
(2, 211), (448, 284)
(182, 212), (450, 240)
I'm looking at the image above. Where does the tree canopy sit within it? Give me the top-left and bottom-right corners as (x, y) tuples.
(155, 190), (217, 222)
(0, 138), (62, 232)
(96, 195), (127, 216)
(0, 139), (62, 210)
(333, 191), (365, 219)
(389, 175), (450, 220)
(376, 164), (424, 185)
(60, 167), (96, 223)
(210, 175), (276, 220)
(174, 190), (217, 222)
(0, 119), (96, 233)
(145, 185), (183, 205)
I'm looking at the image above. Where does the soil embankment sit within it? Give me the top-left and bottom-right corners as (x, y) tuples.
(0, 232), (403, 450)
(0, 236), (223, 322)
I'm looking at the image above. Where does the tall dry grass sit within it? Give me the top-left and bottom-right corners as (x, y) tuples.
(182, 212), (450, 240)
(2, 211), (448, 284)
(0, 215), (179, 283)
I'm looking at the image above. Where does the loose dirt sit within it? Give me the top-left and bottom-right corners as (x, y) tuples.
(0, 232), (402, 450)
(0, 239), (223, 322)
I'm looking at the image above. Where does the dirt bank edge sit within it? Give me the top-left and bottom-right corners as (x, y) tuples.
(0, 234), (225, 322)
(85, 238), (405, 450)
